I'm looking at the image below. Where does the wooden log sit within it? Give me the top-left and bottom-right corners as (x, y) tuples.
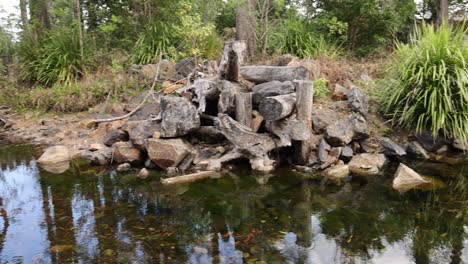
(215, 114), (288, 172)
(266, 116), (311, 146)
(192, 79), (219, 113)
(252, 80), (295, 104)
(240, 66), (309, 83)
(235, 92), (253, 128)
(219, 41), (246, 82)
(259, 93), (296, 121)
(218, 80), (240, 114)
(161, 171), (218, 185)
(294, 80), (314, 165)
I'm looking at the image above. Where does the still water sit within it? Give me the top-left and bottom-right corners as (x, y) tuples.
(0, 144), (466, 263)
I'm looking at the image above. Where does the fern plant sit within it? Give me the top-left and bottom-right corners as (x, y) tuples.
(382, 23), (468, 144)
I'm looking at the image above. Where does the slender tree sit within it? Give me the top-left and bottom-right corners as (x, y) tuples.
(19, 0), (29, 31)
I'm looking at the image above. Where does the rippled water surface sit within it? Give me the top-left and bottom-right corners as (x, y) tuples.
(0, 144), (466, 263)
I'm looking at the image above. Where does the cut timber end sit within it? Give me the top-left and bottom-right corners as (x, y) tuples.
(258, 93), (296, 121)
(161, 171), (217, 185)
(294, 80), (314, 165)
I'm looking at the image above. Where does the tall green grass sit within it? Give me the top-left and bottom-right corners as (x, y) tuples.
(381, 23), (468, 144)
(270, 19), (343, 59)
(131, 22), (175, 65)
(19, 26), (91, 85)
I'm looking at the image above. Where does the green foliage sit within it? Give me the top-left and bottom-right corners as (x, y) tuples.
(381, 23), (468, 144)
(0, 26), (14, 73)
(310, 0), (416, 56)
(270, 18), (343, 59)
(313, 78), (330, 99)
(18, 26), (92, 86)
(131, 22), (175, 64)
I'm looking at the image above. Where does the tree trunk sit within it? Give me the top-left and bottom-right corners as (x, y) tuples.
(236, 0), (257, 59)
(258, 93), (296, 121)
(19, 0), (29, 31)
(294, 80), (314, 165)
(76, 0), (84, 60)
(439, 0), (449, 25)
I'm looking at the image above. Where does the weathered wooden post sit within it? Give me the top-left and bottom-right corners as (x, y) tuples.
(294, 80), (314, 165)
(219, 41), (246, 82)
(235, 92), (253, 128)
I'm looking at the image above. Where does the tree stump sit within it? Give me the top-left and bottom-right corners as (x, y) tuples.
(294, 80), (314, 165)
(258, 93), (296, 121)
(235, 92), (253, 128)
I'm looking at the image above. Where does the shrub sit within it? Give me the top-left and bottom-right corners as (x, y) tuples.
(381, 23), (468, 144)
(270, 18), (343, 59)
(131, 21), (175, 65)
(314, 78), (330, 99)
(18, 26), (92, 85)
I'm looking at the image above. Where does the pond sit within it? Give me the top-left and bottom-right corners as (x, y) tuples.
(0, 144), (466, 263)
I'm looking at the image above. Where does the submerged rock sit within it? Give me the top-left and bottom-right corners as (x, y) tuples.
(137, 168), (150, 179)
(117, 163), (131, 172)
(392, 163), (429, 193)
(348, 153), (386, 177)
(147, 138), (193, 169)
(322, 161), (350, 185)
(381, 137), (406, 156)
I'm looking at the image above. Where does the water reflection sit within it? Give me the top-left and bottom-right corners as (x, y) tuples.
(0, 145), (466, 263)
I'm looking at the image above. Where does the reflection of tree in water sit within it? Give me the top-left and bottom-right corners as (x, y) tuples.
(313, 165), (467, 263)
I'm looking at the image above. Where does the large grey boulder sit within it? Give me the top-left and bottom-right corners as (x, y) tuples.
(381, 137), (406, 156)
(147, 138), (194, 169)
(325, 114), (369, 146)
(392, 163), (429, 193)
(349, 153), (387, 177)
(123, 120), (161, 149)
(175, 57), (196, 78)
(252, 81), (295, 104)
(160, 96), (200, 138)
(113, 141), (143, 165)
(311, 108), (340, 134)
(348, 86), (369, 116)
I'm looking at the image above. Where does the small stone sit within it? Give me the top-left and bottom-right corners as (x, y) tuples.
(331, 84), (349, 101)
(113, 142), (143, 165)
(318, 139), (331, 163)
(117, 163), (131, 172)
(89, 143), (106, 152)
(137, 168), (150, 179)
(452, 138), (467, 151)
(340, 145), (354, 162)
(215, 146), (226, 154)
(435, 145), (448, 154)
(153, 131), (161, 139)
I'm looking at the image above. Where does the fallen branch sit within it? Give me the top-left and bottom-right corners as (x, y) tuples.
(161, 171), (218, 185)
(85, 53), (163, 128)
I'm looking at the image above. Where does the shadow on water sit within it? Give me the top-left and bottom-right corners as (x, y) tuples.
(0, 144), (466, 263)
